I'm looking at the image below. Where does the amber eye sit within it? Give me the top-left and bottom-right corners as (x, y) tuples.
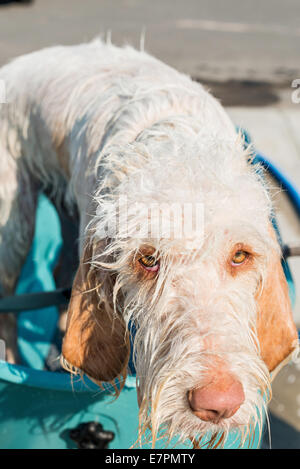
(231, 250), (248, 265)
(139, 255), (159, 271)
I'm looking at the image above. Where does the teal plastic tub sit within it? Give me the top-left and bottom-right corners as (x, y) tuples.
(0, 360), (264, 449)
(0, 195), (264, 449)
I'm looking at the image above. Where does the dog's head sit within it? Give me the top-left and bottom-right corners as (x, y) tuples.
(62, 126), (298, 448)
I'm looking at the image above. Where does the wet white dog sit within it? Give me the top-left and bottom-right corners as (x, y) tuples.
(0, 40), (298, 448)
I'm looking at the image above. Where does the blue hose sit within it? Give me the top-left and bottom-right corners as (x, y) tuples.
(254, 153), (300, 218)
(240, 128), (300, 313)
(240, 127), (300, 217)
(252, 153), (300, 322)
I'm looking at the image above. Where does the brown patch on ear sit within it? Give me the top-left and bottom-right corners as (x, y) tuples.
(61, 243), (130, 385)
(256, 227), (298, 372)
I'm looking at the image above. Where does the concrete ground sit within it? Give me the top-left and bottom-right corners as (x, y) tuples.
(226, 107), (300, 448)
(0, 0), (300, 83)
(0, 0), (300, 449)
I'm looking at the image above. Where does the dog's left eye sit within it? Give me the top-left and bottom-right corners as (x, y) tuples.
(139, 255), (160, 272)
(231, 250), (248, 265)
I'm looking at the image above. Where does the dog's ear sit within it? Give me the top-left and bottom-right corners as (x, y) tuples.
(256, 227), (298, 374)
(61, 243), (130, 385)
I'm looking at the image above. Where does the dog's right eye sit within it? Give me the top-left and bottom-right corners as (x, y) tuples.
(231, 250), (249, 265)
(139, 255), (160, 272)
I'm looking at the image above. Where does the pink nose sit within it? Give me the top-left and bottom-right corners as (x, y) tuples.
(188, 374), (245, 424)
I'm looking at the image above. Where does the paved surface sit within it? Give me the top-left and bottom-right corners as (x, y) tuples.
(227, 107), (300, 448)
(0, 0), (300, 449)
(0, 0), (300, 84)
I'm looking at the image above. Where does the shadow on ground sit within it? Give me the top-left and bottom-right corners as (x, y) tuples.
(262, 413), (300, 449)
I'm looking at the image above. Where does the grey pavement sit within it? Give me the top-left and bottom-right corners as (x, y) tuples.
(0, 0), (300, 449)
(226, 106), (300, 449)
(0, 0), (300, 84)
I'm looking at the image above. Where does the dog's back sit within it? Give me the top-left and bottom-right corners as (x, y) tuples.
(0, 40), (235, 188)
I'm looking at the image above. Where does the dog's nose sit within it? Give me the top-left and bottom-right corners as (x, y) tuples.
(188, 374), (245, 423)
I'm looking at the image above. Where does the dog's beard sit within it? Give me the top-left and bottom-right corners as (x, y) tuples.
(136, 352), (268, 448)
(130, 295), (271, 449)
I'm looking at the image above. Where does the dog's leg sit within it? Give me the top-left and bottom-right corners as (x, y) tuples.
(0, 155), (38, 363)
(53, 205), (79, 334)
(40, 202), (79, 371)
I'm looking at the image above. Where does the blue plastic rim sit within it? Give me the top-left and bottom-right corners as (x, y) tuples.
(0, 359), (137, 393)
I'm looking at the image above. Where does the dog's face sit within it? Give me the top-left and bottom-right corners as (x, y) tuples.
(62, 130), (298, 448)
